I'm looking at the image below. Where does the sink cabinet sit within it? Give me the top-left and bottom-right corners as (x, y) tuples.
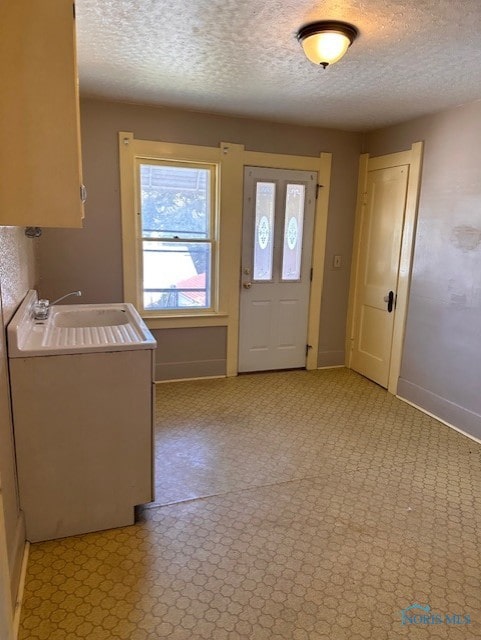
(9, 350), (154, 542)
(0, 0), (85, 228)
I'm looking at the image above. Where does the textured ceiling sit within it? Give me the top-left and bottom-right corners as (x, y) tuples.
(76, 0), (481, 131)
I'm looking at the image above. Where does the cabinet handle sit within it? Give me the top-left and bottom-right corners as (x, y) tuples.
(80, 184), (87, 204)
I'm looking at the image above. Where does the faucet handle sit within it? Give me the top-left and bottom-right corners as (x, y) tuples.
(32, 291), (81, 320)
(33, 299), (50, 320)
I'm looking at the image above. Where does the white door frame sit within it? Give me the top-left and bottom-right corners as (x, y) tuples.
(346, 141), (423, 394)
(234, 150), (332, 373)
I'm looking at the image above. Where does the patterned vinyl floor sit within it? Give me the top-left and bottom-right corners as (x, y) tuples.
(19, 368), (481, 639)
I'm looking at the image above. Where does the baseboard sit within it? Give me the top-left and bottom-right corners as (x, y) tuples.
(9, 513), (25, 619)
(12, 542), (29, 639)
(155, 374), (226, 384)
(317, 365), (346, 370)
(397, 379), (481, 445)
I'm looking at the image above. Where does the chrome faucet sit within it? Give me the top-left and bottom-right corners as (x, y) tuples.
(33, 290), (82, 320)
(51, 290), (82, 305)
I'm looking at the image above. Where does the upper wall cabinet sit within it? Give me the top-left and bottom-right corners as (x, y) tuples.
(0, 1), (85, 228)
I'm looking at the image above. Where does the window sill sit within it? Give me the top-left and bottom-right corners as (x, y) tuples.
(143, 313), (229, 330)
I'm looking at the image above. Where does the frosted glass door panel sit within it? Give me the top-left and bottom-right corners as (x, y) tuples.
(282, 184), (306, 281)
(253, 182), (275, 281)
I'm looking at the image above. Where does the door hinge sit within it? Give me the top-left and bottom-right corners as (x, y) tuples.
(73, 3), (76, 18)
(361, 191), (368, 205)
(310, 267), (313, 282)
(306, 344), (313, 357)
(315, 184), (323, 199)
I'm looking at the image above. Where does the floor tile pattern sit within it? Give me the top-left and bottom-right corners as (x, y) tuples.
(20, 369), (481, 639)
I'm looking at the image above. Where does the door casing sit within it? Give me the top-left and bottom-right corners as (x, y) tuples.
(346, 141), (423, 394)
(231, 150), (332, 374)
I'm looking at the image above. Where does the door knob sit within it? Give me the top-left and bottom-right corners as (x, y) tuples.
(243, 282), (252, 289)
(383, 290), (394, 312)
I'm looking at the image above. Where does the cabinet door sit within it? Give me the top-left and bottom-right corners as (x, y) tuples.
(0, 1), (84, 228)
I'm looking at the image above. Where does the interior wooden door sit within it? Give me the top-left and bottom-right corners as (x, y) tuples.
(350, 163), (409, 387)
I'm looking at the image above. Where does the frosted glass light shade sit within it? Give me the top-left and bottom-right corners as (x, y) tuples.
(297, 21), (358, 68)
(302, 32), (350, 66)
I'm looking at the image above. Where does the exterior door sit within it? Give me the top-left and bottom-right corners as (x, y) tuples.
(350, 163), (409, 387)
(238, 167), (316, 372)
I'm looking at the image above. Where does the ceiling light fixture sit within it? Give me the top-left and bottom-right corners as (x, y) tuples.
(297, 20), (358, 69)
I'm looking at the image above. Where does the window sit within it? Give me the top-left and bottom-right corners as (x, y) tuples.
(136, 160), (217, 314)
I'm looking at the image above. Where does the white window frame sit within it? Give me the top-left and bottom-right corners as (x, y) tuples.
(119, 133), (229, 325)
(135, 157), (218, 316)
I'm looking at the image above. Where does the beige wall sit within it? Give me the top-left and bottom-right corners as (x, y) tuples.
(36, 99), (362, 378)
(0, 226), (35, 600)
(366, 100), (481, 439)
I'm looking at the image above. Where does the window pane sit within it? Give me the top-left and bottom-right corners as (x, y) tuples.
(282, 184), (306, 280)
(142, 240), (211, 310)
(140, 164), (210, 239)
(253, 182), (275, 281)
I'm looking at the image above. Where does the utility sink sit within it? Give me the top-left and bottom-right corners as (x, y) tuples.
(8, 290), (156, 357)
(51, 307), (130, 328)
(7, 290), (156, 542)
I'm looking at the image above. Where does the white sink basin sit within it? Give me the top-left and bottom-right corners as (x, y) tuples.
(51, 307), (130, 328)
(8, 290), (156, 357)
